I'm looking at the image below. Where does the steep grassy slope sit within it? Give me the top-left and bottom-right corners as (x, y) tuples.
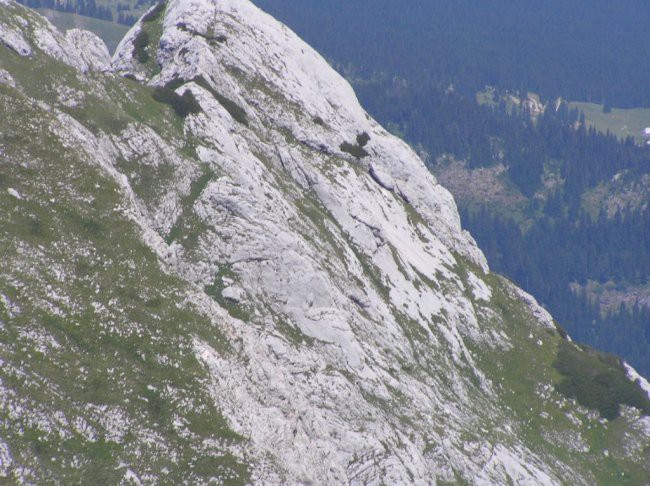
(0, 0), (649, 483)
(0, 29), (251, 486)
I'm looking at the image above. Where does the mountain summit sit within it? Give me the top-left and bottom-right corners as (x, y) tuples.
(0, 0), (649, 483)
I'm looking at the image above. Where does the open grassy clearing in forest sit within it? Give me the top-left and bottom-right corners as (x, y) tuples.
(571, 101), (650, 143)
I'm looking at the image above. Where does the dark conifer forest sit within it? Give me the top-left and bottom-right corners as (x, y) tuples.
(254, 0), (650, 108)
(18, 0), (114, 20)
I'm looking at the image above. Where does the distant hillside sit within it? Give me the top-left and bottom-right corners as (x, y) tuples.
(254, 0), (650, 109)
(17, 0), (156, 25)
(35, 8), (128, 52)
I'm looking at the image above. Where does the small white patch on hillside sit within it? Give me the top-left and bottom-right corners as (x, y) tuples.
(0, 294), (20, 318)
(122, 468), (144, 485)
(0, 439), (12, 478)
(17, 327), (60, 355)
(468, 271), (491, 301)
(0, 69), (15, 88)
(65, 29), (111, 73)
(624, 363), (650, 400)
(33, 23), (73, 64)
(508, 282), (557, 331)
(7, 188), (21, 199)
(56, 85), (84, 108)
(476, 444), (557, 485)
(0, 22), (32, 56)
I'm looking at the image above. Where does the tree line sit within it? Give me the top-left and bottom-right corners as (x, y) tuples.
(18, 0), (114, 21)
(462, 205), (650, 377)
(255, 0), (650, 108)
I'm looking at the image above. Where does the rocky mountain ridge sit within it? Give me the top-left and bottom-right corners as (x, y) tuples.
(1, 0), (649, 483)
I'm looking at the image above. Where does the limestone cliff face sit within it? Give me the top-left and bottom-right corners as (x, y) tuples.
(0, 0), (648, 484)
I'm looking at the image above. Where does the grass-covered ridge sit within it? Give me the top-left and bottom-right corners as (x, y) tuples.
(456, 259), (650, 485)
(0, 41), (250, 485)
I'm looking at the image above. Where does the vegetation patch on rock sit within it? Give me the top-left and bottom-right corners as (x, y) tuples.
(152, 86), (202, 118)
(192, 76), (248, 126)
(340, 131), (370, 158)
(164, 76), (248, 125)
(142, 1), (166, 23)
(553, 340), (650, 420)
(132, 30), (150, 63)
